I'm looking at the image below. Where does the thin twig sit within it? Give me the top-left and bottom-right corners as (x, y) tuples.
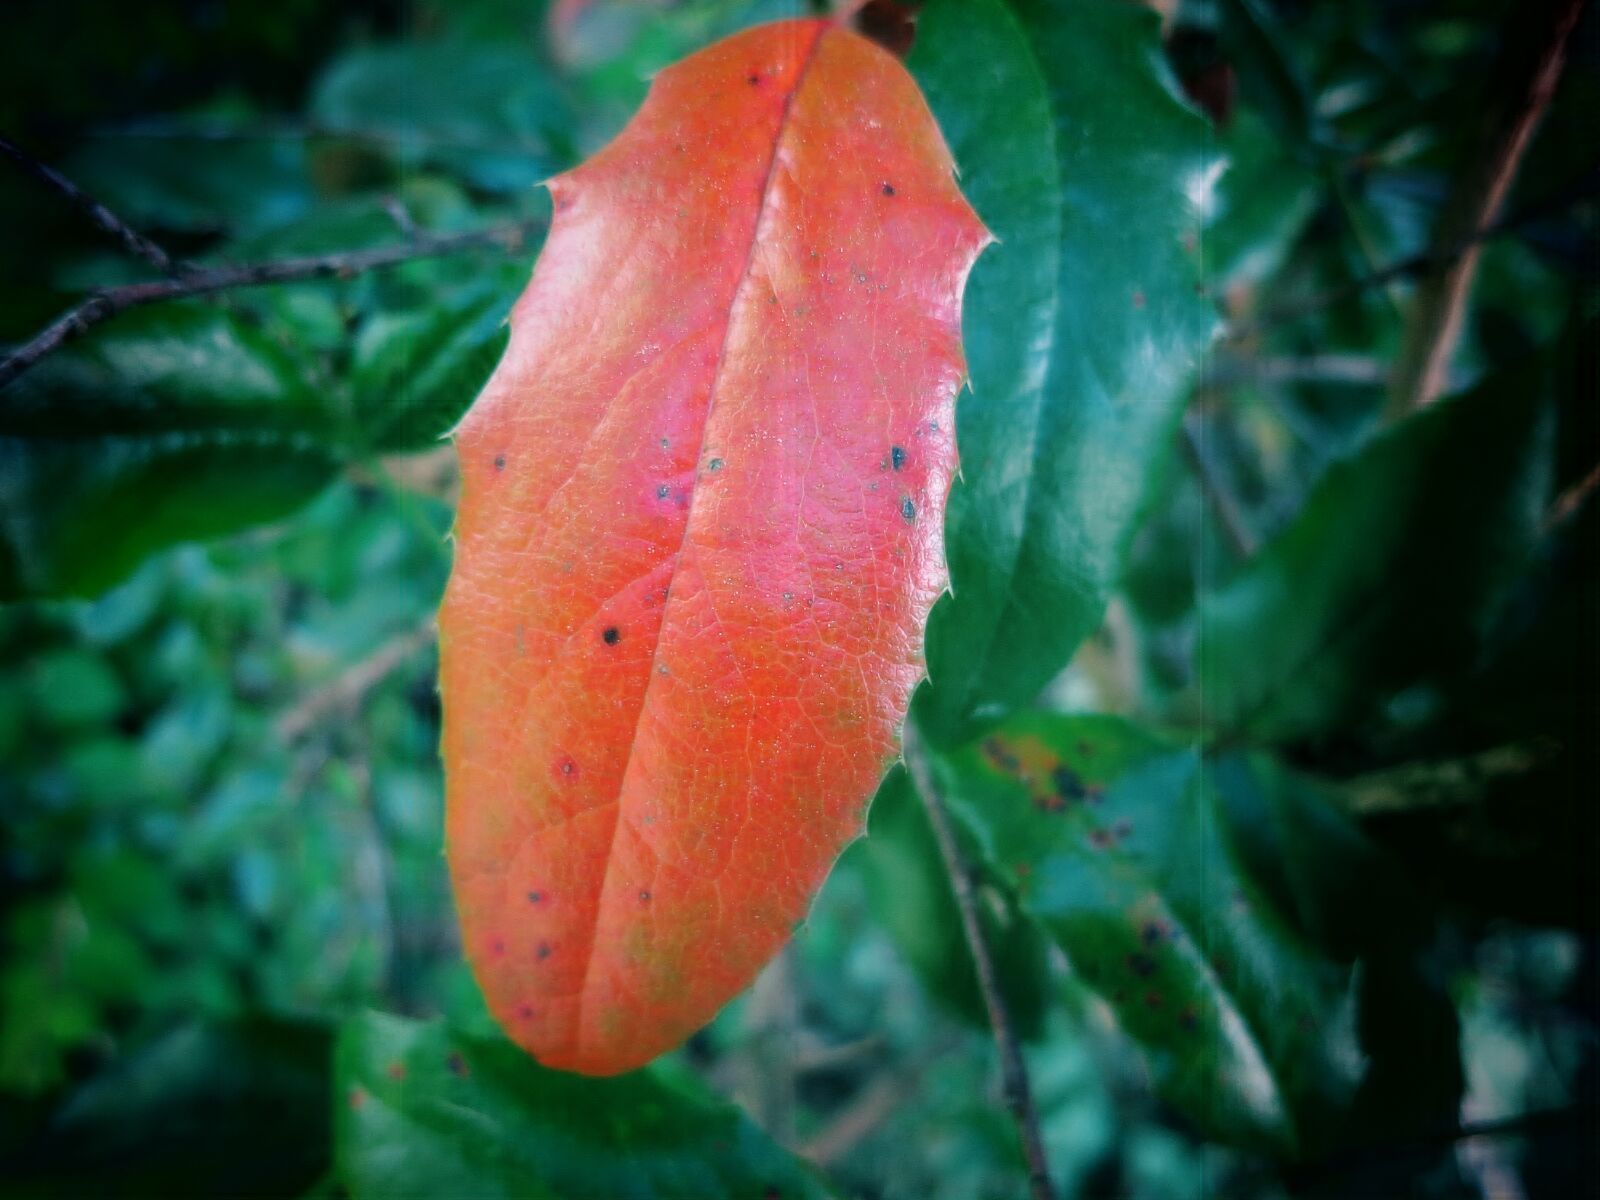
(1385, 0), (1590, 418)
(901, 721), (1056, 1200)
(0, 217), (542, 390)
(276, 618), (438, 742)
(0, 133), (176, 274)
(1180, 414), (1256, 560)
(1226, 166), (1599, 341)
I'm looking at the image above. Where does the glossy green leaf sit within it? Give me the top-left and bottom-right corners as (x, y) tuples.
(309, 41), (574, 191)
(1203, 108), (1322, 290)
(1197, 362), (1554, 744)
(853, 767), (1051, 1040)
(336, 1012), (833, 1200)
(935, 714), (1361, 1156)
(910, 0), (1217, 744)
(0, 281), (510, 599)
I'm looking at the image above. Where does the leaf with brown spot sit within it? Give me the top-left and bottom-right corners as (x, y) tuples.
(440, 17), (986, 1075)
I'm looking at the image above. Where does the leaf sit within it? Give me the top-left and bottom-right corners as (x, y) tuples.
(909, 0), (1218, 744)
(853, 767), (1051, 1039)
(1197, 360), (1554, 744)
(0, 279), (511, 600)
(309, 40), (574, 192)
(936, 714), (1362, 1156)
(439, 18), (988, 1074)
(1, 1019), (331, 1198)
(335, 1012), (833, 1200)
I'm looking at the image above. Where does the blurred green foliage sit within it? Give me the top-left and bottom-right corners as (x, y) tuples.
(1, 0), (1596, 1197)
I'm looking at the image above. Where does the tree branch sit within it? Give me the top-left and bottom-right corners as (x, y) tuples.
(1384, 0), (1590, 418)
(0, 217), (543, 391)
(1180, 412), (1256, 560)
(276, 618), (438, 743)
(0, 133), (176, 274)
(901, 720), (1056, 1200)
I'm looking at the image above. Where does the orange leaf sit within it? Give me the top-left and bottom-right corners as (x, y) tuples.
(440, 17), (988, 1075)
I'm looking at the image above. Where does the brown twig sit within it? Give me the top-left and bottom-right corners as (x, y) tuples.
(276, 618), (438, 743)
(901, 720), (1056, 1200)
(0, 133), (176, 274)
(1179, 412), (1257, 560)
(0, 217), (542, 390)
(1384, 0), (1590, 418)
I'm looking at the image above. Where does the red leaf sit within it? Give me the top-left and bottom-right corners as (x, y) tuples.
(440, 17), (988, 1075)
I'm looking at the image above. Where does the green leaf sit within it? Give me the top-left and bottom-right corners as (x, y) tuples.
(1203, 108), (1323, 290)
(1197, 361), (1554, 744)
(853, 767), (1051, 1040)
(910, 0), (1217, 744)
(1, 1019), (331, 1198)
(935, 714), (1361, 1156)
(309, 41), (573, 192)
(335, 1012), (835, 1200)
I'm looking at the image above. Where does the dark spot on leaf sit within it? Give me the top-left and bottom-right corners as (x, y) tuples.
(518, 1003), (535, 1019)
(1141, 921), (1167, 946)
(1033, 791), (1066, 814)
(1114, 819), (1133, 840)
(603, 626), (620, 645)
(982, 737), (1021, 774)
(385, 1061), (406, 1081)
(446, 1051), (469, 1078)
(1085, 785), (1105, 805)
(537, 941), (552, 961)
(1089, 828), (1114, 849)
(853, 268), (869, 284)
(1052, 765), (1086, 802)
(1077, 740), (1094, 757)
(1144, 990), (1164, 1009)
(1180, 1006), (1199, 1033)
(708, 457), (724, 472)
(901, 496), (916, 522)
(657, 483), (671, 499)
(781, 591), (794, 603)
(1132, 290), (1146, 309)
(639, 889), (651, 903)
(1126, 952), (1157, 978)
(891, 445), (906, 471)
(881, 182), (895, 196)
(348, 1086), (367, 1110)
(557, 757), (578, 779)
(493, 454), (506, 471)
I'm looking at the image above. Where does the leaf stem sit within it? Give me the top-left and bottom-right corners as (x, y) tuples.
(901, 719), (1057, 1200)
(0, 218), (544, 391)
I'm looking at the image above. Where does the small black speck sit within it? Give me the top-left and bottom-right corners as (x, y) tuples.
(494, 454), (506, 471)
(882, 182), (895, 196)
(900, 497), (916, 522)
(602, 626), (620, 646)
(891, 445), (906, 471)
(656, 483), (671, 499)
(660, 437), (670, 449)
(708, 457), (724, 472)
(747, 73), (761, 85)
(639, 889), (651, 903)
(528, 890), (544, 903)
(536, 942), (552, 961)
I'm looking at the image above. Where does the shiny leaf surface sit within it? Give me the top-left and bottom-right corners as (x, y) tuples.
(440, 18), (987, 1074)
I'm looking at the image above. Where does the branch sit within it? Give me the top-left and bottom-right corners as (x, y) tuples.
(0, 217), (543, 391)
(0, 133), (176, 274)
(1179, 412), (1256, 560)
(1385, 0), (1590, 418)
(901, 721), (1056, 1200)
(276, 618), (438, 743)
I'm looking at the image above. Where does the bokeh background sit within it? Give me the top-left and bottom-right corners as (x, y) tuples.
(1, 1), (1596, 1197)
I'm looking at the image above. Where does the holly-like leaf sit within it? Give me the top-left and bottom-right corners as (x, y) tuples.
(1197, 361), (1554, 744)
(335, 1012), (833, 1200)
(935, 714), (1362, 1156)
(909, 0), (1217, 745)
(439, 19), (988, 1075)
